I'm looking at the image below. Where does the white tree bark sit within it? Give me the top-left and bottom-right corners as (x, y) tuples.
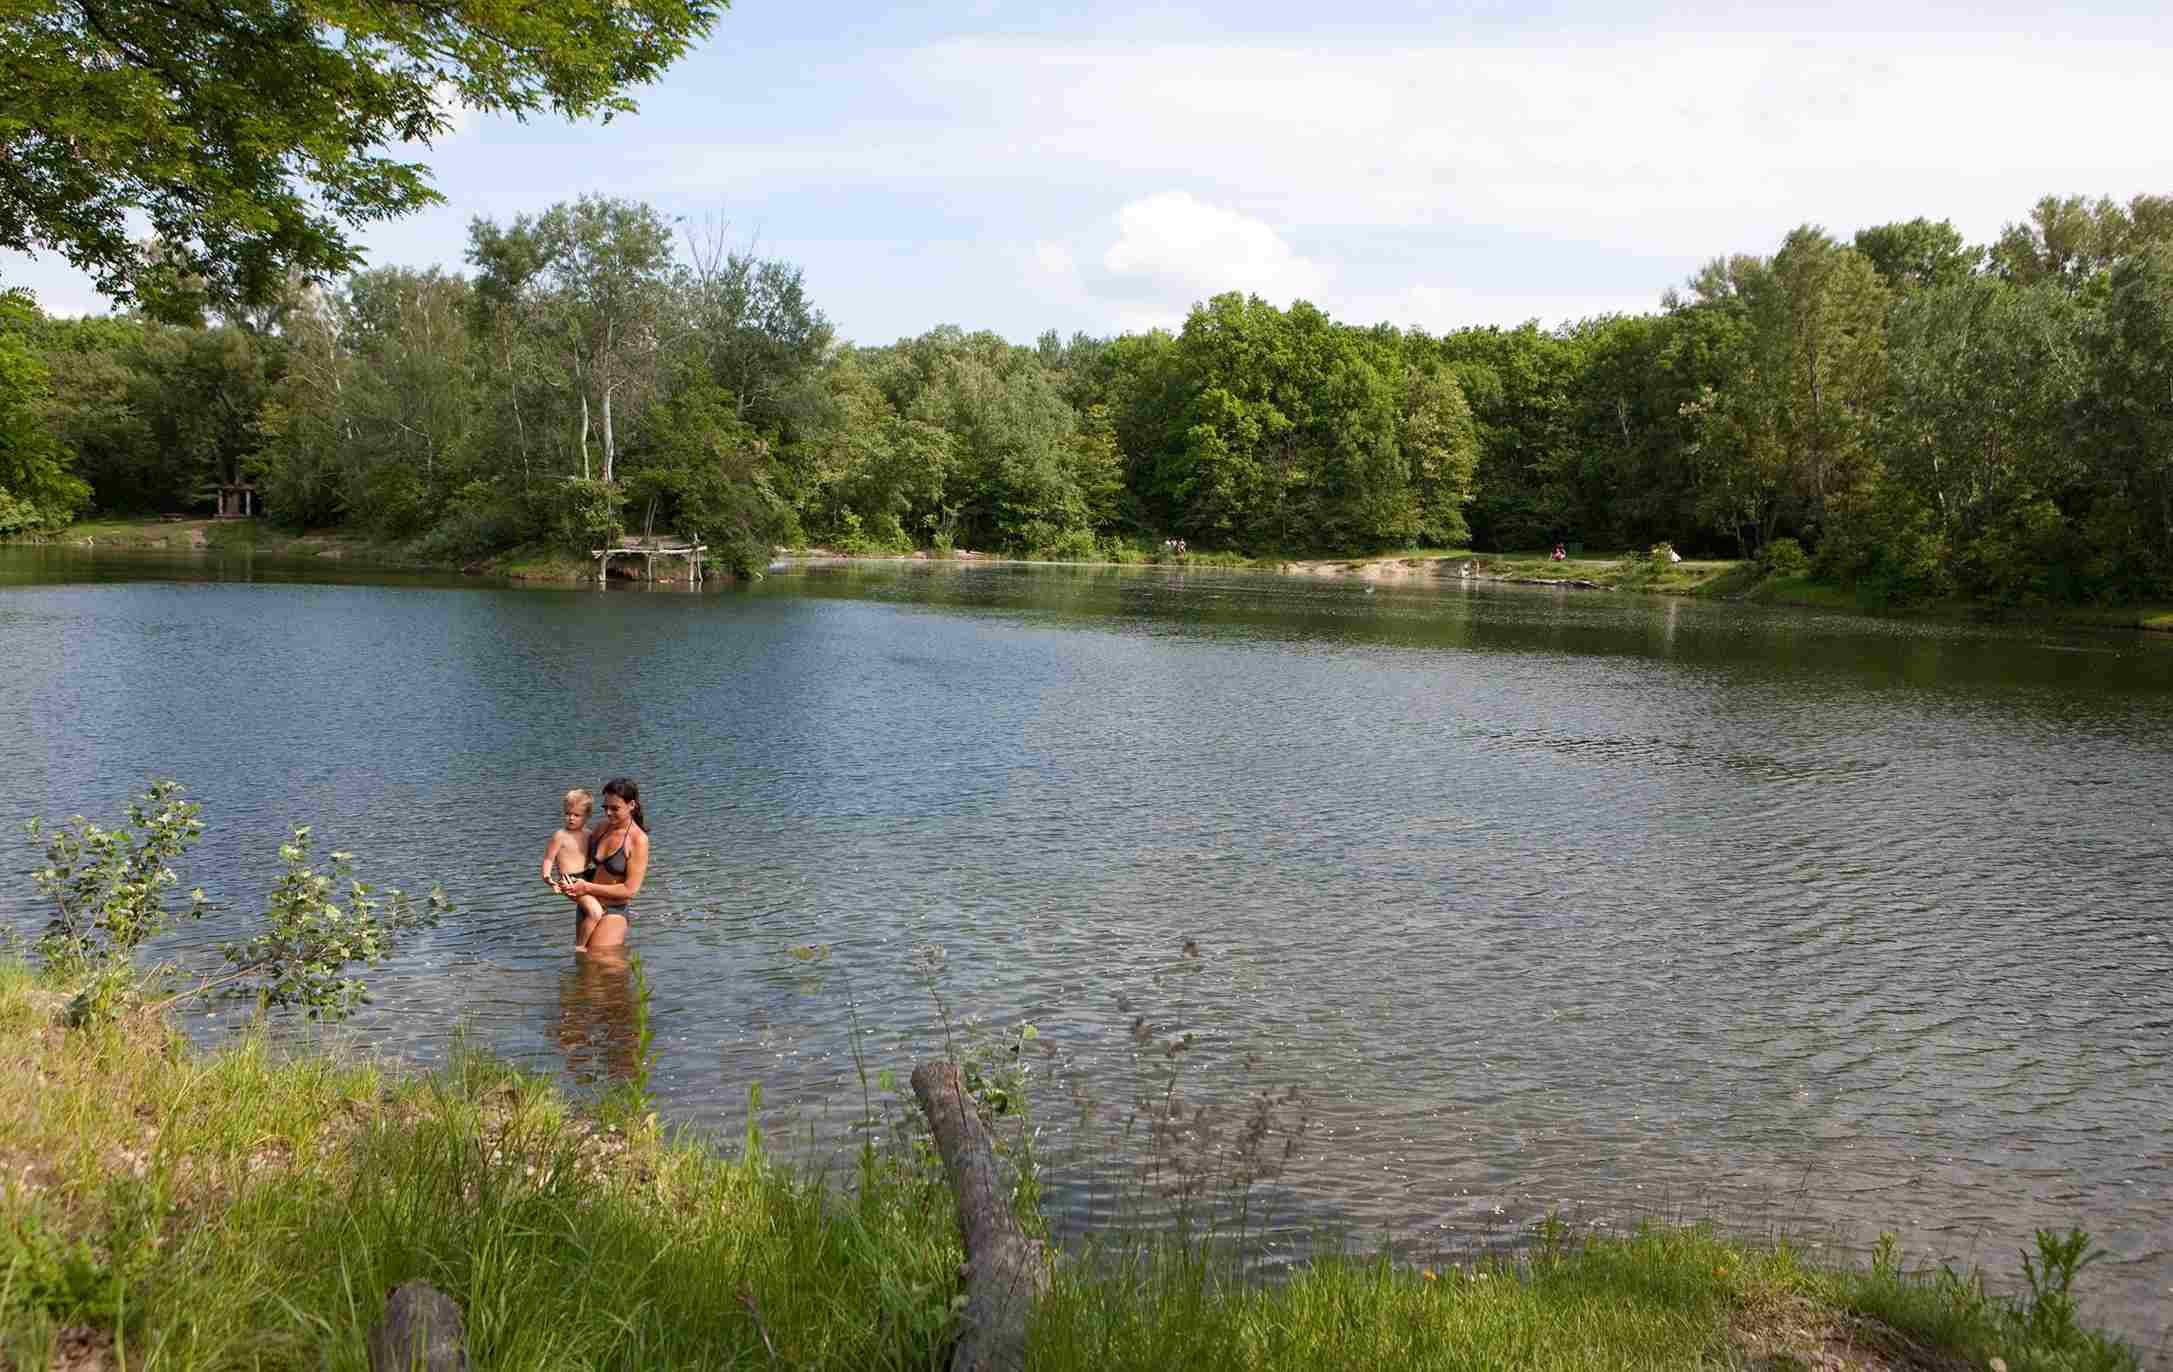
(578, 392), (591, 482)
(602, 386), (616, 486)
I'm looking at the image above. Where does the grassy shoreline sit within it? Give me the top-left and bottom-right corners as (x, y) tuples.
(0, 959), (2145, 1370)
(10, 518), (2171, 632)
(1, 517), (595, 583)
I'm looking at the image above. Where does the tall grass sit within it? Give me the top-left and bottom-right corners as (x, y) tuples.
(1033, 1226), (1773, 1371)
(0, 954), (2147, 1370)
(0, 958), (961, 1370)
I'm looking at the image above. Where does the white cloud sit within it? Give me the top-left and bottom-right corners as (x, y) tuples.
(661, 33), (2170, 250)
(1022, 192), (1329, 332)
(1101, 192), (1326, 303)
(621, 28), (2169, 334)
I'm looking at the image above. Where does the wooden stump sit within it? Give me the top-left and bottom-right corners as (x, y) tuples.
(912, 1061), (1048, 1372)
(366, 1280), (468, 1371)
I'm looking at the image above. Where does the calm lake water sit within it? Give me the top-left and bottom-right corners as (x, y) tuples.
(5, 545), (2170, 1354)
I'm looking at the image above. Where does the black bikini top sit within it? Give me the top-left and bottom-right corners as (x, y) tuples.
(590, 827), (632, 878)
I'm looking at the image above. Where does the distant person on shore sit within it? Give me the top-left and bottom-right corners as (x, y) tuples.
(557, 777), (649, 953)
(543, 788), (605, 938)
(1551, 543), (1567, 561)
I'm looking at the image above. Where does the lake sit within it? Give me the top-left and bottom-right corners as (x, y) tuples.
(4, 545), (2169, 1354)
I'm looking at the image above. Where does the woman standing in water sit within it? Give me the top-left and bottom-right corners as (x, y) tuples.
(564, 777), (649, 952)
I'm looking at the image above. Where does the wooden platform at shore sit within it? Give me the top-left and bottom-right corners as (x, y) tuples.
(592, 535), (707, 584)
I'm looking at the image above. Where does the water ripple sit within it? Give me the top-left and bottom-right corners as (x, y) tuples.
(4, 555), (2170, 1354)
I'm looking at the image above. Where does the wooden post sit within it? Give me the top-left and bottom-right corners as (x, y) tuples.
(912, 1062), (1047, 1372)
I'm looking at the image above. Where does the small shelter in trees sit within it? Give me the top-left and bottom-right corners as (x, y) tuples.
(216, 480), (259, 519)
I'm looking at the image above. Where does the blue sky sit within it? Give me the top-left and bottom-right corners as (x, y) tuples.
(6, 0), (2169, 343)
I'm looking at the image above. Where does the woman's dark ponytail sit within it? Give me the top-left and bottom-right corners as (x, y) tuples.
(602, 777), (647, 834)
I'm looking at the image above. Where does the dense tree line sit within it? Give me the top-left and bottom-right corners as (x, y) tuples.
(4, 190), (2170, 602)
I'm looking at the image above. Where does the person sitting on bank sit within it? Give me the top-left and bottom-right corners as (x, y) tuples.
(1551, 543), (1567, 561)
(559, 777), (649, 953)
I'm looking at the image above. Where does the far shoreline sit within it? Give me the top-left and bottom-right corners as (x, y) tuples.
(9, 517), (2171, 635)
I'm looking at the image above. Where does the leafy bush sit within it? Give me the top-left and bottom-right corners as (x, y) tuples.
(1756, 536), (1809, 578)
(1018, 523), (1099, 561)
(217, 827), (449, 1019)
(2073, 498), (2173, 603)
(356, 463), (436, 541)
(1816, 486), (1954, 606)
(834, 509), (911, 555)
(614, 387), (800, 578)
(553, 476), (625, 550)
(28, 782), (446, 1025)
(0, 1209), (133, 1326)
(0, 488), (61, 535)
(1956, 497), (2066, 604)
(29, 780), (208, 974)
(412, 478), (537, 562)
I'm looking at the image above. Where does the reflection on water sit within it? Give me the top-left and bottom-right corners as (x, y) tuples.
(557, 951), (639, 1087)
(3, 547), (2171, 1355)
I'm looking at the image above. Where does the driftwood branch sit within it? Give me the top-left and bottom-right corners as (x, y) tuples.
(367, 1279), (468, 1371)
(912, 1061), (1049, 1372)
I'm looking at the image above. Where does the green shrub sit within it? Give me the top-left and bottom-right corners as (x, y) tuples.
(28, 783), (445, 1025)
(555, 477), (626, 550)
(1756, 536), (1809, 579)
(0, 1208), (133, 1326)
(28, 780), (208, 974)
(0, 488), (63, 535)
(1954, 497), (2066, 604)
(834, 510), (911, 555)
(1816, 486), (1953, 606)
(1019, 524), (1099, 561)
(356, 464), (435, 541)
(217, 827), (449, 1019)
(414, 478), (536, 562)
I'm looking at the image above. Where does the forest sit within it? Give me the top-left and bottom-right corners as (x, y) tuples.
(3, 190), (2170, 604)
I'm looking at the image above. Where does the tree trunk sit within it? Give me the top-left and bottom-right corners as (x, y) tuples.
(602, 386), (616, 486)
(911, 1061), (1047, 1372)
(504, 338), (529, 489)
(578, 393), (591, 482)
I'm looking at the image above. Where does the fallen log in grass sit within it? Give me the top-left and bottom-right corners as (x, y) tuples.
(912, 1061), (1049, 1372)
